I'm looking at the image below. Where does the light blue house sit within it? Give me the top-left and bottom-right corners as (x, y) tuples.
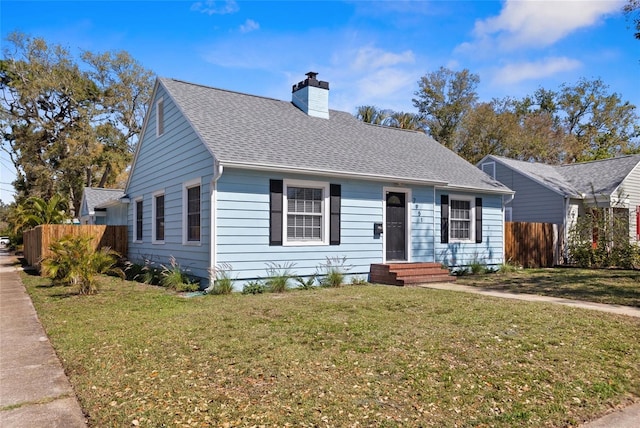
(125, 72), (513, 287)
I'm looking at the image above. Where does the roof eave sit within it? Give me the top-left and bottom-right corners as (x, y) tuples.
(221, 161), (512, 194)
(221, 160), (448, 186)
(96, 198), (126, 209)
(435, 184), (514, 196)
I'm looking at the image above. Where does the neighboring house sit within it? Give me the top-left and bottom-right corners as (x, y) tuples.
(79, 187), (127, 225)
(478, 154), (640, 260)
(125, 72), (513, 287)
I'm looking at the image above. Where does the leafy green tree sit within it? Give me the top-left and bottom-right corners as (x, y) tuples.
(0, 32), (154, 215)
(412, 67), (479, 149)
(454, 80), (638, 165)
(624, 0), (640, 40)
(456, 101), (516, 164)
(3, 194), (68, 240)
(0, 200), (10, 234)
(41, 234), (123, 295)
(558, 78), (639, 161)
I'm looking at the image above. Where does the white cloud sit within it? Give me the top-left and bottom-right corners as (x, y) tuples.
(492, 57), (582, 84)
(328, 45), (418, 112)
(350, 45), (415, 71)
(355, 68), (416, 102)
(465, 0), (623, 52)
(199, 30), (420, 113)
(239, 19), (259, 33)
(190, 0), (238, 15)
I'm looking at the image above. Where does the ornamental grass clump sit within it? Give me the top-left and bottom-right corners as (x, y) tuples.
(317, 256), (352, 287)
(41, 235), (123, 295)
(160, 256), (199, 292)
(264, 261), (296, 293)
(207, 263), (235, 295)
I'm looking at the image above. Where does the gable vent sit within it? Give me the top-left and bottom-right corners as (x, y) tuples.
(292, 71), (329, 119)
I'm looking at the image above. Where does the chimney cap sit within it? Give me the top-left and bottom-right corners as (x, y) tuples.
(292, 72), (329, 92)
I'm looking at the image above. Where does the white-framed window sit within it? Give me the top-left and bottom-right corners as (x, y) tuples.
(152, 190), (165, 243)
(283, 179), (330, 246)
(450, 196), (475, 242)
(134, 197), (143, 243)
(182, 179), (201, 244)
(481, 161), (495, 179)
(156, 97), (164, 137)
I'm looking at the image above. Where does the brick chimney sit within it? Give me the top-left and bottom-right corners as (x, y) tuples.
(291, 72), (329, 119)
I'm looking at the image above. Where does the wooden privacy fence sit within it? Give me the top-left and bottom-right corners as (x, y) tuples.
(505, 222), (561, 268)
(23, 225), (128, 269)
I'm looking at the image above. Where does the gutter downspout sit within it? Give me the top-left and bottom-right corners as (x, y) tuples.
(205, 161), (224, 292)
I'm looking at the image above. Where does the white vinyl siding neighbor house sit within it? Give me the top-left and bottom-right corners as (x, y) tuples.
(124, 73), (513, 288)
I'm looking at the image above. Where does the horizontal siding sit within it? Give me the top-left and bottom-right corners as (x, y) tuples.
(105, 204), (127, 225)
(434, 189), (504, 268)
(127, 85), (214, 282)
(215, 169), (384, 285)
(410, 186), (435, 262)
(620, 166), (640, 242)
(495, 162), (565, 224)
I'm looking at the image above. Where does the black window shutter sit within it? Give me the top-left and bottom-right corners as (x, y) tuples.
(269, 180), (283, 246)
(330, 184), (341, 245)
(441, 195), (449, 244)
(475, 197), (483, 243)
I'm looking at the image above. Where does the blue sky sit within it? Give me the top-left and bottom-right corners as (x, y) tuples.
(1, 0), (639, 203)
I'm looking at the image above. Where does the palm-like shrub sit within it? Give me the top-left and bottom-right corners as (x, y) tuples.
(23, 194), (69, 227)
(41, 235), (123, 295)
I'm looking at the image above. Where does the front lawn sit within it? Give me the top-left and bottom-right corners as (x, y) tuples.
(24, 273), (640, 427)
(456, 268), (640, 307)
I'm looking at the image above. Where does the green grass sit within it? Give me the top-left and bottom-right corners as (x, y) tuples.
(456, 268), (640, 307)
(23, 272), (640, 427)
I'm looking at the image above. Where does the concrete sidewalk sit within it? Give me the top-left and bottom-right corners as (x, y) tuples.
(419, 282), (640, 318)
(0, 251), (86, 427)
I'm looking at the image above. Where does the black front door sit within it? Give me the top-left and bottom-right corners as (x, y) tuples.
(386, 192), (406, 261)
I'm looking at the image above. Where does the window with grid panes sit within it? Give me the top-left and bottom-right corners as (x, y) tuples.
(450, 199), (471, 240)
(287, 186), (323, 241)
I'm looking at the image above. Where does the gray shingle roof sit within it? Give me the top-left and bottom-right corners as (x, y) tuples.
(83, 187), (125, 212)
(159, 78), (511, 194)
(487, 154), (640, 198)
(488, 156), (583, 198)
(558, 155), (640, 196)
